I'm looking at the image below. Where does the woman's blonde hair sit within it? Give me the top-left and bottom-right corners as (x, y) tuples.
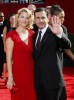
(15, 7), (34, 29)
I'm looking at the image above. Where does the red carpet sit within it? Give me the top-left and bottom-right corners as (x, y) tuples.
(0, 67), (74, 100)
(63, 67), (74, 100)
(0, 80), (11, 100)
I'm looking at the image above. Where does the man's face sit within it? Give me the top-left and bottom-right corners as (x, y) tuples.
(34, 11), (48, 29)
(28, 5), (36, 14)
(0, 13), (4, 22)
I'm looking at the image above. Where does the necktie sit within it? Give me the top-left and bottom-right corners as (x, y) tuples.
(36, 31), (42, 50)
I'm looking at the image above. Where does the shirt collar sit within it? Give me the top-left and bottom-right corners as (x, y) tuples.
(38, 24), (48, 33)
(38, 24), (48, 39)
(0, 22), (3, 25)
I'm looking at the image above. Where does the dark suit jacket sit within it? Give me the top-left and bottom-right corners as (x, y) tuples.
(0, 23), (4, 51)
(33, 26), (71, 90)
(0, 23), (4, 76)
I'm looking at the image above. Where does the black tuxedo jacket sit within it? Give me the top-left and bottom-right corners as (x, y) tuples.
(33, 26), (71, 90)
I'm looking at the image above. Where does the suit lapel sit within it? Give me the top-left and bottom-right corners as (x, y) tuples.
(34, 27), (51, 54)
(40, 27), (51, 48)
(33, 31), (38, 50)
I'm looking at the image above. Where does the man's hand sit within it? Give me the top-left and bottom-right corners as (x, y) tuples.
(49, 16), (63, 35)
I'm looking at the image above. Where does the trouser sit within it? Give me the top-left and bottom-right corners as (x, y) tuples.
(36, 84), (67, 100)
(59, 86), (67, 100)
(0, 50), (4, 77)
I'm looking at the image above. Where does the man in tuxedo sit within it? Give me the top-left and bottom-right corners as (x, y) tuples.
(33, 8), (71, 100)
(0, 12), (4, 78)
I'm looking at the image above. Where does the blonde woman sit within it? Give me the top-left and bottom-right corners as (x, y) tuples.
(6, 8), (36, 100)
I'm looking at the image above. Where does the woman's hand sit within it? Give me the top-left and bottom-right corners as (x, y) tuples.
(6, 77), (15, 90)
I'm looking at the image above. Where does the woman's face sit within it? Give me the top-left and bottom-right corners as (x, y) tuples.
(10, 15), (15, 24)
(58, 11), (65, 24)
(18, 11), (29, 28)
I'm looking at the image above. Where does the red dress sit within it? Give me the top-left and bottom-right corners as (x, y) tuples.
(6, 30), (36, 100)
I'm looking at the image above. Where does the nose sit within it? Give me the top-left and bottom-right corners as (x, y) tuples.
(39, 18), (43, 22)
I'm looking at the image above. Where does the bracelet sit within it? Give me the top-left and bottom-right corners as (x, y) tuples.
(8, 76), (13, 81)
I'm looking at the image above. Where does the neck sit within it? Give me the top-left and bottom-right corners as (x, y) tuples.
(11, 23), (15, 27)
(16, 26), (27, 35)
(17, 26), (26, 33)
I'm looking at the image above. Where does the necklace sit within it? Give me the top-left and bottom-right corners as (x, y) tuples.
(16, 28), (29, 41)
(20, 32), (28, 41)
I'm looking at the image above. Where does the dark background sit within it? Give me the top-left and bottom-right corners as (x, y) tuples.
(0, 0), (74, 33)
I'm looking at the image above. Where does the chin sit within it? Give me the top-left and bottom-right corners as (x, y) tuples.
(39, 26), (44, 29)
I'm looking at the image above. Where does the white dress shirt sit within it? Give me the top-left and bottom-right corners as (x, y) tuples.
(36, 24), (48, 45)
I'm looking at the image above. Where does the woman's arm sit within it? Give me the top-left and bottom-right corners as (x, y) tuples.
(64, 49), (74, 61)
(6, 37), (14, 89)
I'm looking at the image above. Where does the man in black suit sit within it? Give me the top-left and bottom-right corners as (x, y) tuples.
(47, 5), (74, 100)
(0, 12), (4, 78)
(33, 8), (71, 100)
